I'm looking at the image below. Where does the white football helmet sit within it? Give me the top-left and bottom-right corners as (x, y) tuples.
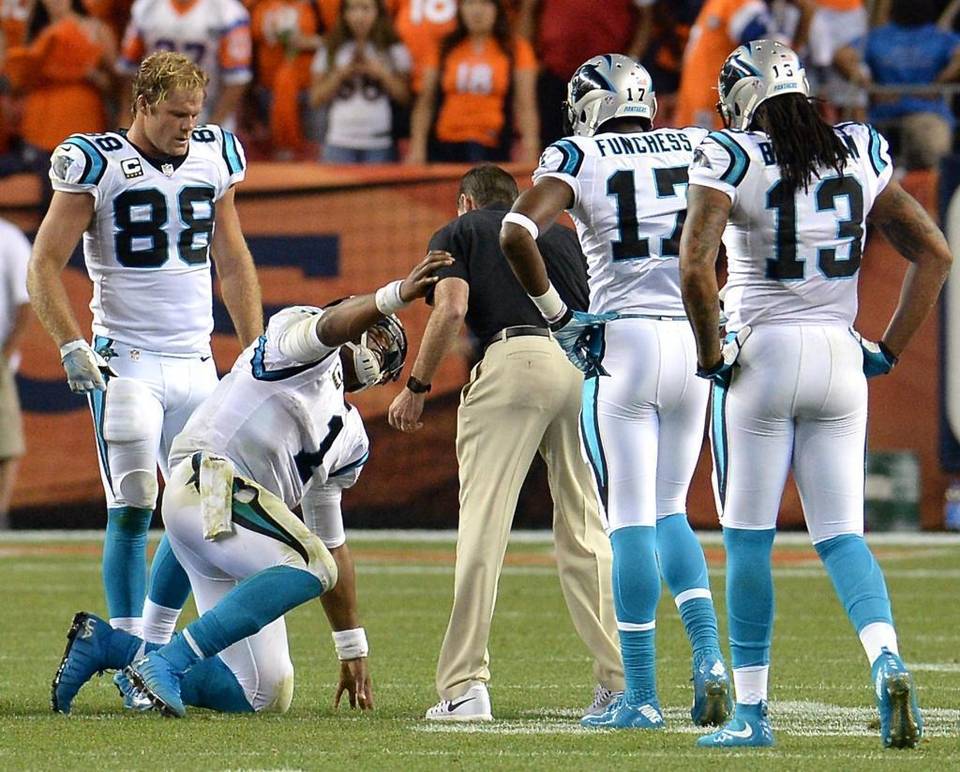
(564, 54), (657, 137)
(343, 314), (407, 393)
(717, 40), (810, 131)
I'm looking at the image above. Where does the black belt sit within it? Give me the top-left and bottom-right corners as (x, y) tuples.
(483, 325), (551, 353)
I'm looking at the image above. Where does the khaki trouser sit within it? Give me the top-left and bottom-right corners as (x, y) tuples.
(436, 333), (624, 699)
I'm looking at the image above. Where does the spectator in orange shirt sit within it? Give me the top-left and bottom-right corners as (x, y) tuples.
(408, 0), (537, 164)
(251, 0), (321, 157)
(674, 0), (775, 129)
(309, 0), (410, 162)
(6, 0), (115, 152)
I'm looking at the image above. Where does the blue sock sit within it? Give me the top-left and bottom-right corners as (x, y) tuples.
(724, 527), (776, 669)
(103, 506), (153, 619)
(610, 525), (660, 705)
(170, 566), (323, 667)
(147, 534), (191, 610)
(180, 656), (254, 713)
(656, 513), (720, 661)
(814, 534), (893, 631)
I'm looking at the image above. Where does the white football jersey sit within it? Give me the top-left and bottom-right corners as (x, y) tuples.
(118, 0), (253, 123)
(688, 122), (893, 330)
(169, 306), (369, 512)
(49, 125), (246, 355)
(533, 127), (708, 316)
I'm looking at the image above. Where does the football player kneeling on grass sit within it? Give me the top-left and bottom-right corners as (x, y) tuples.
(51, 251), (451, 717)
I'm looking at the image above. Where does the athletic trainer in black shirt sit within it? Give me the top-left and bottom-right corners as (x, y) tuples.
(387, 164), (624, 721)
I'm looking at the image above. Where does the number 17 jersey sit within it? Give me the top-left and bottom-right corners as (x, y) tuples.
(49, 126), (246, 355)
(533, 127), (707, 316)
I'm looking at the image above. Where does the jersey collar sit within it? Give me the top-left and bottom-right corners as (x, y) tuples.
(117, 128), (190, 176)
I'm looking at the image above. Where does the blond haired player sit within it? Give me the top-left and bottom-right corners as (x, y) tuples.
(28, 52), (262, 670)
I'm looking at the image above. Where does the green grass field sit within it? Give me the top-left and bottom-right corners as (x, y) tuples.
(1, 531), (958, 770)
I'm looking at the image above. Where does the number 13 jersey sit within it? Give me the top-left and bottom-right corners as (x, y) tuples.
(533, 127), (707, 316)
(687, 122), (893, 331)
(49, 126), (246, 355)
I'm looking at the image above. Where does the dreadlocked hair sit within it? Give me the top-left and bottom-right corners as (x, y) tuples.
(750, 93), (850, 193)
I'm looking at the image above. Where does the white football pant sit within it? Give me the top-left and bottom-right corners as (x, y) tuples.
(710, 324), (868, 543)
(581, 317), (709, 532)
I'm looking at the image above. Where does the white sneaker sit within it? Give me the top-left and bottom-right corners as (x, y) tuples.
(425, 684), (493, 721)
(582, 684), (624, 718)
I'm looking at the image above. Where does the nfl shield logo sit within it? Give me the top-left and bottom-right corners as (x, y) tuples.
(161, 163), (175, 177)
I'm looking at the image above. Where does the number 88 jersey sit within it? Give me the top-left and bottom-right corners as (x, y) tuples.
(49, 125), (246, 355)
(687, 122), (893, 331)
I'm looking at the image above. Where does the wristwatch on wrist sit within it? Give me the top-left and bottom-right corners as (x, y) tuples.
(406, 375), (432, 394)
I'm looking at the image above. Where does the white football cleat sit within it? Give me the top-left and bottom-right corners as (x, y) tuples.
(425, 684), (493, 722)
(582, 683), (623, 719)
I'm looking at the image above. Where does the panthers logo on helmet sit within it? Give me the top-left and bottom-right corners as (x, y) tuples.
(564, 54), (657, 137)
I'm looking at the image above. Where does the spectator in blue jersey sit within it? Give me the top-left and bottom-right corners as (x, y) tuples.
(835, 0), (960, 169)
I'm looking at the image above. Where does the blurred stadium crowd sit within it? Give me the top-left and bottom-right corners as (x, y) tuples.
(1, 0), (960, 173)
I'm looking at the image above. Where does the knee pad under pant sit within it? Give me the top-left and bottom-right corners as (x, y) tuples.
(259, 666), (295, 714)
(103, 378), (163, 509)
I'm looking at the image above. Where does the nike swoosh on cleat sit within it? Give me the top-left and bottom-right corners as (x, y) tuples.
(447, 696), (477, 712)
(723, 723), (753, 740)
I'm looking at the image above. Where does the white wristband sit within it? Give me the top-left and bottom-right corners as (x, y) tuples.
(59, 339), (91, 360)
(375, 280), (407, 316)
(333, 627), (369, 660)
(530, 284), (567, 325)
(502, 211), (539, 241)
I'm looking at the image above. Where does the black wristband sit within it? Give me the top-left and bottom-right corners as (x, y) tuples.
(696, 359), (724, 380)
(547, 306), (573, 332)
(406, 376), (432, 394)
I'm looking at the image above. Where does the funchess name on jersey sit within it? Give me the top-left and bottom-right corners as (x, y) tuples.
(596, 132), (693, 157)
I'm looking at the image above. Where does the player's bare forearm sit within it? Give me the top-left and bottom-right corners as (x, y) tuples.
(210, 82), (247, 126)
(27, 257), (84, 346)
(219, 266), (263, 347)
(321, 544), (360, 631)
(680, 184), (730, 368)
(212, 189), (264, 346)
(500, 178), (572, 295)
(868, 181), (953, 355)
(27, 191), (93, 346)
(318, 251), (453, 346)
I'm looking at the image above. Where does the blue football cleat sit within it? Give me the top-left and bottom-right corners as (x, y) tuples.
(583, 698), (664, 729)
(691, 651), (733, 726)
(52, 611), (138, 714)
(696, 702), (774, 748)
(122, 652), (187, 718)
(873, 648), (923, 749)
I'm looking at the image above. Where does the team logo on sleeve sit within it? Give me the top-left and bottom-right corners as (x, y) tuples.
(692, 147), (713, 170)
(51, 147), (77, 181)
(121, 158), (144, 179)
